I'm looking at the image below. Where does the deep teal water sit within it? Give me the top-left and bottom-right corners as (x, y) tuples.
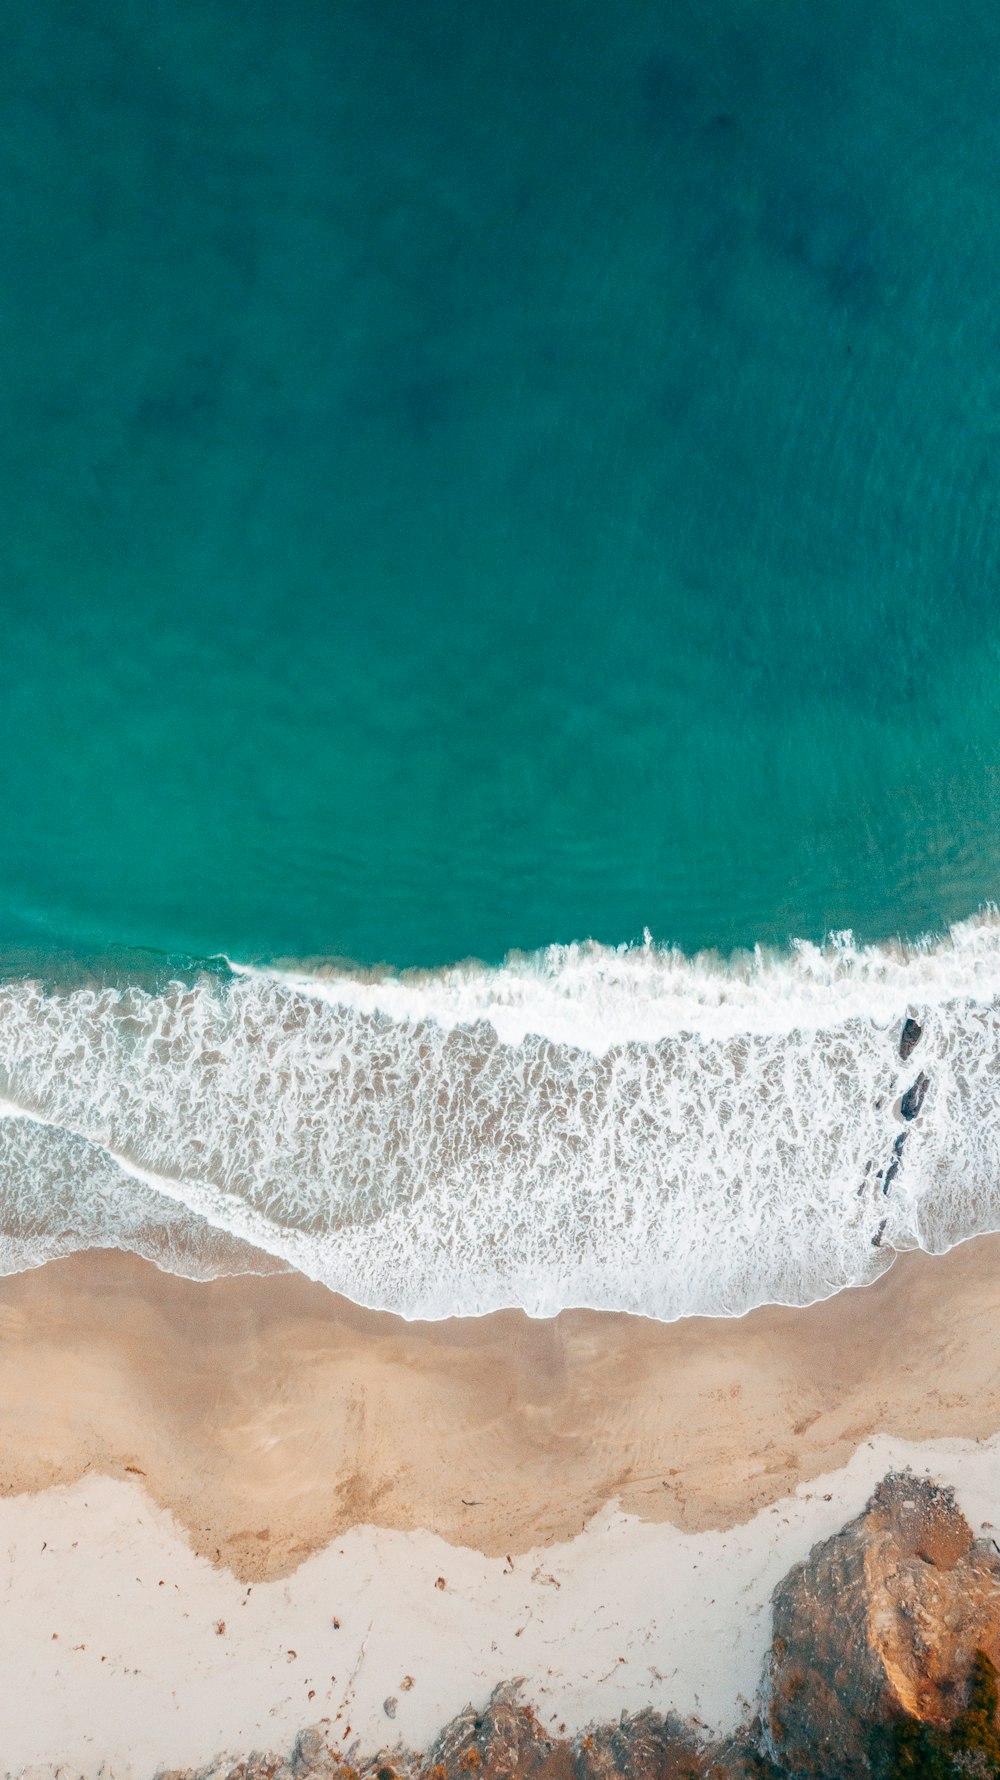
(2, 0), (999, 970)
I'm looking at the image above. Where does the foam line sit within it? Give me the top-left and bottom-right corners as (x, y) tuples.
(225, 910), (1000, 1051)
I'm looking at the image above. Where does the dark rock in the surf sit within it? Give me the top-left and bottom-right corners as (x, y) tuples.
(881, 1131), (909, 1194)
(899, 1017), (923, 1062)
(871, 1217), (887, 1247)
(900, 1072), (930, 1120)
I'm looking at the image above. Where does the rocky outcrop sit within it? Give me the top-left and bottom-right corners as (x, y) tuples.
(573, 1705), (757, 1780)
(764, 1473), (1000, 1777)
(418, 1681), (574, 1780)
(158, 1473), (1000, 1780)
(384, 1685), (751, 1780)
(900, 1071), (930, 1121)
(161, 1688), (758, 1780)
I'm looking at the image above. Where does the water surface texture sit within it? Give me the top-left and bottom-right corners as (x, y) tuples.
(1, 0), (999, 965)
(1, 0), (1000, 1313)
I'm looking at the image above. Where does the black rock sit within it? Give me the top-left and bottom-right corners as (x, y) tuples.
(872, 1218), (887, 1247)
(893, 1132), (907, 1157)
(900, 1071), (930, 1120)
(882, 1158), (899, 1194)
(899, 1016), (923, 1061)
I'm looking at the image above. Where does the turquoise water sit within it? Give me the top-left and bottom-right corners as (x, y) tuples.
(2, 0), (999, 971)
(5, 0), (1000, 1317)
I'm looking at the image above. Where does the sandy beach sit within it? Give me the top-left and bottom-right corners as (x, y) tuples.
(3, 1240), (1000, 1576)
(4, 1240), (1000, 1776)
(5, 1246), (996, 1772)
(6, 0), (1000, 1768)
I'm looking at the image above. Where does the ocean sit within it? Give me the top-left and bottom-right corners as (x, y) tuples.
(1, 0), (999, 1315)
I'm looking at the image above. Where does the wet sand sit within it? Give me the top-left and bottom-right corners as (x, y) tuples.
(2, 1238), (1000, 1579)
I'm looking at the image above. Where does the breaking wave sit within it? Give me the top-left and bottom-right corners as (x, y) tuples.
(2, 912), (1000, 1319)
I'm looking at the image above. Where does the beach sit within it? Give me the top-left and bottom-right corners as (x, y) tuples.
(5, 0), (1000, 1768)
(3, 1239), (1000, 1774)
(5, 1240), (1000, 1570)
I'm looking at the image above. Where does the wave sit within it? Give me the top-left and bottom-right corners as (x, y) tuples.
(1, 912), (1000, 1319)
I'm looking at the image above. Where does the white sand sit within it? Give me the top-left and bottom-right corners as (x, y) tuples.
(4, 1432), (1000, 1780)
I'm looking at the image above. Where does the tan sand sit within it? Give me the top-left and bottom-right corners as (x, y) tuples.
(3, 1238), (1000, 1579)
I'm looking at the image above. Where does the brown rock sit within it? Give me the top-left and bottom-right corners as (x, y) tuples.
(764, 1472), (1000, 1777)
(418, 1681), (574, 1780)
(574, 1707), (753, 1779)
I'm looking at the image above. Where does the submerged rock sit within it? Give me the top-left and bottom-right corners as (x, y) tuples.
(899, 1017), (923, 1062)
(881, 1131), (908, 1193)
(900, 1071), (930, 1120)
(764, 1473), (1000, 1778)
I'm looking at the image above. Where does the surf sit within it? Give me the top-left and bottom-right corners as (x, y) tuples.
(0, 911), (999, 1320)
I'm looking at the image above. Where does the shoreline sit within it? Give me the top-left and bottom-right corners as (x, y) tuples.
(3, 1238), (1000, 1575)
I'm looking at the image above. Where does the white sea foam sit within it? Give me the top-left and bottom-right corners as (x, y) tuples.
(1, 912), (1000, 1319)
(226, 913), (1000, 1047)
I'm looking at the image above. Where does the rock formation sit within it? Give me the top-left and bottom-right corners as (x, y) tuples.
(159, 1687), (752, 1780)
(765, 1473), (1000, 1776)
(900, 1072), (931, 1121)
